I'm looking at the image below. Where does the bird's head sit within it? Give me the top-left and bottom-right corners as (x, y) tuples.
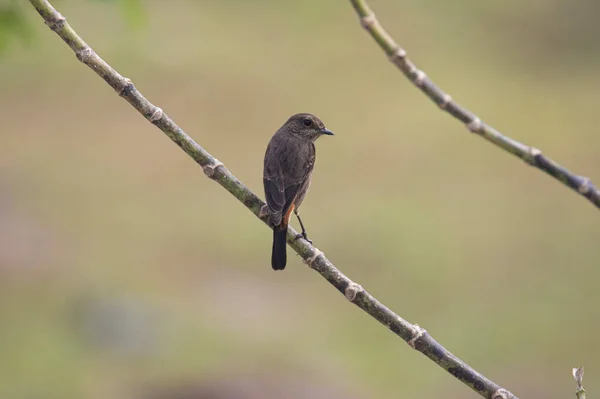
(282, 113), (334, 141)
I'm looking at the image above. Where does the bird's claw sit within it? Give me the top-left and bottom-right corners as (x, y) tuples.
(294, 233), (312, 245)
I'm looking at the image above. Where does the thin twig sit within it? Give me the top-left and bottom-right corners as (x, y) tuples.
(349, 0), (600, 209)
(28, 1), (518, 398)
(573, 367), (586, 399)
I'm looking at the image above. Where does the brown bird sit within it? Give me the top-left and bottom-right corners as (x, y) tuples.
(263, 113), (334, 270)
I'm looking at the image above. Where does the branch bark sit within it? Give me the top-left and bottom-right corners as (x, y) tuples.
(349, 0), (600, 210)
(28, 1), (518, 398)
(573, 367), (586, 399)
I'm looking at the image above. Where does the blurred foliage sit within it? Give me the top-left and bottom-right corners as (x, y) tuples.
(3, 0), (599, 65)
(91, 0), (146, 28)
(0, 0), (145, 55)
(0, 0), (33, 53)
(467, 0), (600, 62)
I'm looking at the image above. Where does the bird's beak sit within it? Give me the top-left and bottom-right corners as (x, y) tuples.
(321, 128), (334, 136)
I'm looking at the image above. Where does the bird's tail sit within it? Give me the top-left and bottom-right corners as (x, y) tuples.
(271, 224), (288, 270)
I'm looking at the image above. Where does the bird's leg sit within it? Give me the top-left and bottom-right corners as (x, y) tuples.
(293, 209), (312, 244)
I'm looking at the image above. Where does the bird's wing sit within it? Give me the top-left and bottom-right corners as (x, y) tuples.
(263, 177), (302, 226)
(263, 138), (315, 226)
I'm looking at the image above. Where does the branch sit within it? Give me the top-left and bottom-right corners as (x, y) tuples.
(349, 0), (600, 210)
(28, 1), (518, 398)
(573, 367), (586, 399)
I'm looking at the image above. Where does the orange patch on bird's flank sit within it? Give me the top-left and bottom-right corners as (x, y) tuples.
(282, 203), (295, 225)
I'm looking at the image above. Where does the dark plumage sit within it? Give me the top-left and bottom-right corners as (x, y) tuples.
(263, 113), (334, 270)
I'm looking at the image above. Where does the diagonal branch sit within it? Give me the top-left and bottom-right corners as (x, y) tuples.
(349, 0), (600, 210)
(28, 1), (518, 398)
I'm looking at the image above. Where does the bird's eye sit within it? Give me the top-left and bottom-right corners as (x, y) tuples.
(302, 118), (313, 127)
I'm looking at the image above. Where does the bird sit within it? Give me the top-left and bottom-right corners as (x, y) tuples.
(263, 113), (334, 270)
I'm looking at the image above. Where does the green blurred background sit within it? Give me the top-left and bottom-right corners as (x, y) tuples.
(1, 0), (599, 398)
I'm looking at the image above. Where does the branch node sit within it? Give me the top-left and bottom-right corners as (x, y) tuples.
(149, 107), (163, 123)
(407, 324), (426, 348)
(578, 179), (591, 194)
(118, 79), (134, 97)
(414, 70), (427, 87)
(344, 282), (363, 302)
(439, 94), (452, 109)
(360, 14), (377, 29)
(202, 160), (223, 178)
(45, 14), (66, 32)
(492, 388), (517, 399)
(304, 249), (323, 268)
(466, 118), (483, 133)
(525, 147), (541, 165)
(75, 47), (94, 64)
(389, 47), (407, 62)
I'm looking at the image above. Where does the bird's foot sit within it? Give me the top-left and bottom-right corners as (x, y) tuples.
(294, 233), (312, 245)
